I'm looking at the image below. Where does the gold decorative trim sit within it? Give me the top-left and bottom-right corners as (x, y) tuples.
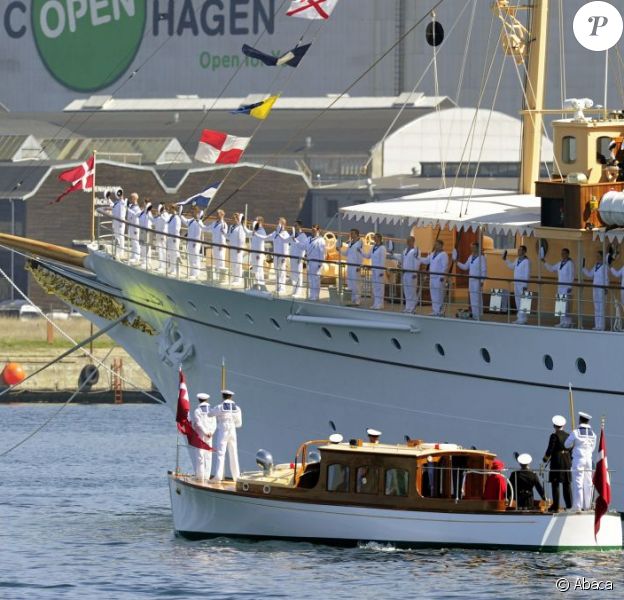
(27, 261), (156, 336)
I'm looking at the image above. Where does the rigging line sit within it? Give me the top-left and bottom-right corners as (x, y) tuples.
(0, 259), (164, 404)
(204, 0), (447, 217)
(455, 0), (478, 104)
(0, 347), (115, 459)
(558, 0), (567, 111)
(615, 46), (624, 106)
(362, 0), (473, 172)
(431, 12), (446, 189)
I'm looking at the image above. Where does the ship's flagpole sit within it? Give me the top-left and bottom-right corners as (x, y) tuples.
(568, 382), (576, 430)
(221, 356), (226, 390)
(604, 49), (609, 119)
(91, 150), (97, 241)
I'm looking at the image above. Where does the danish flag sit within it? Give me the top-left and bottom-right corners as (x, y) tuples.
(592, 423), (611, 538)
(195, 129), (250, 164)
(176, 369), (212, 451)
(54, 154), (95, 203)
(286, 0), (340, 20)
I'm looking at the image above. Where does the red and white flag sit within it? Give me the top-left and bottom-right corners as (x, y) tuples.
(54, 154), (95, 203)
(286, 0), (340, 20)
(176, 369), (212, 451)
(195, 129), (250, 164)
(592, 423), (611, 538)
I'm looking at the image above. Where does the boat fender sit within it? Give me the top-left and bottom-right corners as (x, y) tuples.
(242, 483), (250, 492)
(263, 485), (271, 495)
(78, 364), (99, 391)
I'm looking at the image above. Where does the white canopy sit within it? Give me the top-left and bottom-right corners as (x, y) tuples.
(340, 187), (541, 235)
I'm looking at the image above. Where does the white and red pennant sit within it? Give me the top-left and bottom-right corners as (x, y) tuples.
(195, 129), (251, 164)
(54, 154), (95, 203)
(286, 0), (340, 20)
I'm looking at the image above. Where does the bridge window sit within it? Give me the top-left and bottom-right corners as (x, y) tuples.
(356, 466), (379, 494)
(562, 136), (577, 164)
(597, 136), (613, 163)
(384, 468), (409, 497)
(327, 464), (350, 492)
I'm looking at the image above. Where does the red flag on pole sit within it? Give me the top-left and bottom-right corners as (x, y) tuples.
(176, 369), (212, 451)
(286, 0), (339, 20)
(592, 423), (611, 538)
(54, 154), (95, 203)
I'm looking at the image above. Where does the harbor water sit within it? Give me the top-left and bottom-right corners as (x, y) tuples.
(1, 404), (622, 599)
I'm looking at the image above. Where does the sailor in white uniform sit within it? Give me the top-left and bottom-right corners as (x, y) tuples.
(503, 245), (531, 324)
(289, 221), (308, 297)
(186, 207), (209, 280)
(359, 233), (387, 310)
(582, 250), (608, 331)
(126, 193), (142, 264)
(542, 247), (574, 327)
(401, 236), (420, 313)
(421, 240), (449, 316)
(227, 213), (249, 286)
(210, 390), (243, 482)
(250, 217), (270, 287)
(564, 411), (597, 511)
(292, 225), (326, 301)
(210, 209), (228, 276)
(153, 205), (170, 273)
(340, 229), (364, 305)
(455, 242), (487, 320)
(111, 189), (127, 258)
(270, 218), (291, 293)
(166, 204), (183, 276)
(138, 202), (154, 268)
(191, 393), (216, 481)
(610, 257), (624, 308)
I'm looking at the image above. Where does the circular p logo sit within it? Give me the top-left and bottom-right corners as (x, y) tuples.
(32, 0), (147, 92)
(573, 1), (623, 51)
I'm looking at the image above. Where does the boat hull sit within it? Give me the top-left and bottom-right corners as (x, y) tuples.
(167, 475), (623, 551)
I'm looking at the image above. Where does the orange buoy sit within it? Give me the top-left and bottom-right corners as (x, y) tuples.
(2, 362), (26, 386)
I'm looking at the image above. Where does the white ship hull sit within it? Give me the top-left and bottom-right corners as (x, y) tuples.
(48, 251), (624, 508)
(167, 475), (622, 550)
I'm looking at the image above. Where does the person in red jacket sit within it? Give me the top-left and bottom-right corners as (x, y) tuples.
(483, 459), (508, 501)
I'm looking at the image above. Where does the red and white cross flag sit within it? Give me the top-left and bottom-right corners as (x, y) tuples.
(592, 423), (611, 538)
(176, 369), (212, 451)
(195, 129), (250, 164)
(286, 0), (340, 20)
(54, 154), (95, 203)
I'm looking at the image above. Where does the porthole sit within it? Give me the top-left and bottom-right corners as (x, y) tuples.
(349, 331), (359, 343)
(210, 305), (219, 316)
(245, 313), (254, 324)
(480, 348), (491, 363)
(322, 327), (332, 339)
(435, 343), (445, 357)
(576, 358), (587, 374)
(270, 318), (280, 330)
(391, 338), (401, 350)
(187, 300), (197, 311)
(222, 308), (231, 319)
(543, 354), (554, 371)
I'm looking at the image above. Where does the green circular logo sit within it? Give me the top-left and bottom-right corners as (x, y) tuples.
(32, 0), (147, 93)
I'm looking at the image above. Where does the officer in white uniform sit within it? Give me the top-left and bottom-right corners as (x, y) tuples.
(270, 218), (291, 293)
(504, 245), (531, 324)
(340, 229), (363, 306)
(138, 202), (154, 268)
(455, 242), (487, 320)
(227, 213), (249, 286)
(610, 259), (624, 308)
(289, 221), (308, 297)
(401, 236), (420, 313)
(250, 217), (269, 287)
(542, 247), (574, 327)
(190, 393), (216, 481)
(359, 233), (387, 310)
(366, 428), (382, 444)
(210, 209), (228, 276)
(582, 250), (608, 330)
(153, 205), (170, 273)
(292, 225), (326, 301)
(111, 189), (127, 258)
(210, 390), (243, 482)
(564, 411), (597, 511)
(186, 207), (209, 280)
(421, 240), (449, 316)
(126, 193), (142, 264)
(167, 204), (183, 276)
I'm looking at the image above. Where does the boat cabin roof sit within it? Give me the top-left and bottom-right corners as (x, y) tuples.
(317, 441), (496, 460)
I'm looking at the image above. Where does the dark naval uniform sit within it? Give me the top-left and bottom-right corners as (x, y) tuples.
(511, 469), (545, 510)
(543, 430), (572, 511)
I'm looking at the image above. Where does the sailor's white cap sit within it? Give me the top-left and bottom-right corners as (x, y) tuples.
(552, 415), (566, 427)
(517, 453), (532, 466)
(197, 393), (210, 401)
(221, 389), (235, 396)
(366, 428), (382, 437)
(329, 433), (343, 444)
(578, 411), (592, 420)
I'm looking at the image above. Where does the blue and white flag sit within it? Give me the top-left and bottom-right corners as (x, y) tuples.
(176, 183), (221, 208)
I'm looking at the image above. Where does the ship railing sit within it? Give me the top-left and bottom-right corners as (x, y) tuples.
(94, 209), (624, 332)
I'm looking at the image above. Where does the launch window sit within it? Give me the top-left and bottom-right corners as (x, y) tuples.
(356, 466), (379, 494)
(562, 136), (577, 164)
(384, 468), (409, 497)
(327, 464), (350, 492)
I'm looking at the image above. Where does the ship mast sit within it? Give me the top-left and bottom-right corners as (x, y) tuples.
(520, 0), (549, 195)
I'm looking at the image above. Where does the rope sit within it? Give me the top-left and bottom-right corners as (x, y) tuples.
(431, 11), (446, 189)
(0, 347), (114, 458)
(455, 0), (478, 104)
